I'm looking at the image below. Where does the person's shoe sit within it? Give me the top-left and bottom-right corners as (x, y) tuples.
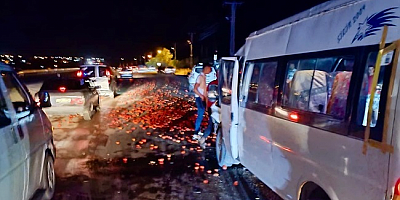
(192, 134), (202, 141)
(199, 137), (206, 149)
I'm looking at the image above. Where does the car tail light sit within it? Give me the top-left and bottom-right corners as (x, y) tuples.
(106, 70), (111, 76)
(76, 71), (83, 77)
(59, 86), (66, 93)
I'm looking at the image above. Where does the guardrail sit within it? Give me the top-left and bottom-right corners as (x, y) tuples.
(17, 68), (79, 76)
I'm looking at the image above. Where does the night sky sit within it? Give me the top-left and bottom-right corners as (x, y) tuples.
(0, 0), (328, 59)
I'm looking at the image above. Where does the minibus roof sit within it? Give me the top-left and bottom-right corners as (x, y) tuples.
(236, 0), (400, 60)
(247, 0), (361, 38)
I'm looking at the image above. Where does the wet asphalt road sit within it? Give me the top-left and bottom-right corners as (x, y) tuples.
(25, 74), (281, 200)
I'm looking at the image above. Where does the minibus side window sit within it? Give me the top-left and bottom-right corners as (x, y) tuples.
(257, 62), (277, 106)
(282, 56), (354, 119)
(247, 64), (261, 103)
(220, 61), (235, 104)
(353, 51), (393, 141)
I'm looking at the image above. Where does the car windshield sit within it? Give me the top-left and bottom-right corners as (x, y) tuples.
(167, 67), (174, 69)
(195, 67), (203, 73)
(41, 79), (87, 90)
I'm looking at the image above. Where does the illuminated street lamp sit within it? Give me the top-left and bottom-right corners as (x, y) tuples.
(157, 50), (162, 54)
(147, 54), (152, 59)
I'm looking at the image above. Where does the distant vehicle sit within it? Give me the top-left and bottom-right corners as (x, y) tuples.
(164, 66), (176, 74)
(218, 1), (400, 200)
(147, 66), (157, 73)
(35, 78), (100, 120)
(132, 66), (139, 73)
(188, 64), (217, 91)
(137, 65), (148, 73)
(117, 67), (134, 79)
(158, 66), (166, 73)
(0, 63), (56, 199)
(77, 65), (117, 98)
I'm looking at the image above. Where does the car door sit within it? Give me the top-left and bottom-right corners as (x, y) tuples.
(0, 73), (26, 200)
(2, 72), (46, 198)
(96, 66), (111, 91)
(219, 57), (240, 159)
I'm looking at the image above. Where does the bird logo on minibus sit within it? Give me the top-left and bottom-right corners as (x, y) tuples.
(352, 7), (399, 43)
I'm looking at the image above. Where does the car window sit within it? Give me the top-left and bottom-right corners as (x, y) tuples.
(41, 79), (87, 90)
(81, 66), (96, 77)
(2, 72), (32, 112)
(99, 67), (110, 76)
(195, 68), (203, 73)
(0, 84), (11, 128)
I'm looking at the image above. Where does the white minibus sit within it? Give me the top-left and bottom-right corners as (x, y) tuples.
(217, 0), (400, 199)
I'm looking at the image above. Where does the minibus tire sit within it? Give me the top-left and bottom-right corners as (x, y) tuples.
(216, 127), (236, 167)
(42, 154), (55, 200)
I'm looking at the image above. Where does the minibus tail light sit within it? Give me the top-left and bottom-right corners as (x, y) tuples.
(289, 112), (299, 122)
(394, 178), (400, 197)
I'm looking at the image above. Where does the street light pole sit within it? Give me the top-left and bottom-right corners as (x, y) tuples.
(224, 1), (243, 56)
(173, 43), (177, 60)
(187, 40), (193, 68)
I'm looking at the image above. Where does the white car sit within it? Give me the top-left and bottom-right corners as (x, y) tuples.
(117, 67), (134, 79)
(147, 66), (157, 73)
(188, 65), (217, 91)
(0, 63), (56, 199)
(164, 66), (176, 74)
(78, 65), (118, 97)
(137, 65), (148, 73)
